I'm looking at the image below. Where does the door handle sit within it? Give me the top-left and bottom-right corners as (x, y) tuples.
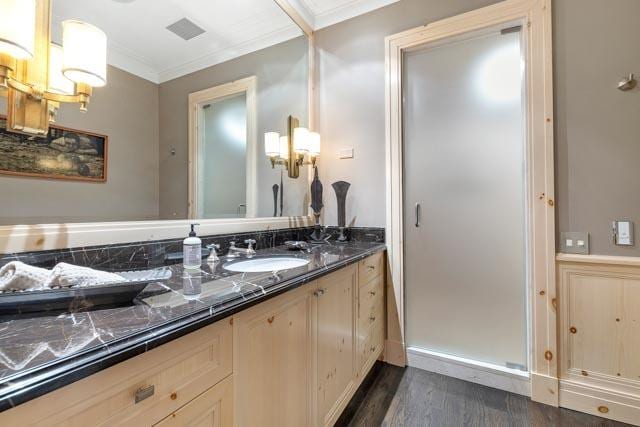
(415, 203), (421, 227)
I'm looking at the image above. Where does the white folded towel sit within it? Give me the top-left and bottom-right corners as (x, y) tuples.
(47, 263), (124, 288)
(0, 261), (51, 292)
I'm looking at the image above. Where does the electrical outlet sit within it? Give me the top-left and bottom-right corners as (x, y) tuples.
(560, 232), (589, 254)
(612, 221), (634, 246)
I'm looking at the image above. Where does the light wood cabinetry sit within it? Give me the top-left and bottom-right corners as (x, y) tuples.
(557, 256), (640, 425)
(0, 251), (386, 427)
(1, 320), (233, 426)
(234, 283), (316, 427)
(316, 265), (358, 426)
(154, 376), (233, 427)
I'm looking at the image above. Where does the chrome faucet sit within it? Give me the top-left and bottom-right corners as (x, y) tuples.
(226, 239), (257, 258)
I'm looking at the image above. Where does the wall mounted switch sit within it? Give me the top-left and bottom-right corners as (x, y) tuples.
(339, 148), (354, 159)
(560, 232), (589, 254)
(612, 221), (634, 246)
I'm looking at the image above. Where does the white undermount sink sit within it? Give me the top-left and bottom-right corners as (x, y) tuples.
(223, 257), (310, 273)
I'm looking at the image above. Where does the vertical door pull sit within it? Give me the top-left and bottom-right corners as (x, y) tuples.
(415, 203), (421, 227)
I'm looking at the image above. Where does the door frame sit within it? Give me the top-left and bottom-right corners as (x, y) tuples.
(384, 0), (557, 405)
(188, 76), (258, 219)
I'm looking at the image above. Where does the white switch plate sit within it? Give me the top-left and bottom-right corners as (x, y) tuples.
(561, 232), (589, 254)
(339, 148), (354, 159)
(613, 221), (634, 246)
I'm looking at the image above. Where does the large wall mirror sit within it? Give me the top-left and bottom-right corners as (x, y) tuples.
(0, 0), (311, 227)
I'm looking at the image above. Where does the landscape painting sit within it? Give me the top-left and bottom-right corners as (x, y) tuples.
(0, 116), (108, 182)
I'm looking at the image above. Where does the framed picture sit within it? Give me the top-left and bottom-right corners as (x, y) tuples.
(0, 116), (108, 182)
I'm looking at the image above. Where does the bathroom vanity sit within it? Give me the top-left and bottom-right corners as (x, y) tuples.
(0, 242), (386, 426)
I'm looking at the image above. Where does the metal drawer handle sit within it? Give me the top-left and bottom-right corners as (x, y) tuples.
(415, 203), (421, 227)
(369, 291), (376, 296)
(313, 289), (325, 297)
(366, 265), (375, 271)
(369, 316), (376, 322)
(135, 384), (155, 404)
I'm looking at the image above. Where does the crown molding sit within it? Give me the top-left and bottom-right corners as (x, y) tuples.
(310, 0), (399, 30)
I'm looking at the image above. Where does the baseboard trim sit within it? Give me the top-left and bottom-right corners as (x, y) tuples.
(406, 347), (531, 396)
(560, 380), (640, 426)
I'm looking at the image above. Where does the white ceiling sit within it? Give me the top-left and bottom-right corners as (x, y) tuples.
(286, 0), (399, 30)
(51, 0), (400, 84)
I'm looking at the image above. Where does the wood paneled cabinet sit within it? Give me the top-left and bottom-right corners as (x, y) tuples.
(316, 265), (358, 426)
(234, 283), (316, 427)
(235, 253), (385, 427)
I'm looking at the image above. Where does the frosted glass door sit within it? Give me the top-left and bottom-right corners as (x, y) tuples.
(403, 29), (527, 368)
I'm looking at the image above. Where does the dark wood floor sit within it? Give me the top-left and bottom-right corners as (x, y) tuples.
(338, 364), (632, 427)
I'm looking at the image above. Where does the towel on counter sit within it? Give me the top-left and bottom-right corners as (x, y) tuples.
(0, 261), (51, 292)
(47, 263), (124, 288)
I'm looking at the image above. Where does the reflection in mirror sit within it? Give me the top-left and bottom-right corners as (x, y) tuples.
(0, 0), (310, 225)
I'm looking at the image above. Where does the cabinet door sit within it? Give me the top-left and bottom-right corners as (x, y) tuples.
(316, 265), (357, 426)
(235, 285), (315, 427)
(154, 376), (233, 427)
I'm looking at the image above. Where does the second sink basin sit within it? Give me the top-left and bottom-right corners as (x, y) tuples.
(223, 256), (310, 273)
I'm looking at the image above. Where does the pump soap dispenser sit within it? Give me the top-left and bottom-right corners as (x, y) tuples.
(183, 224), (202, 269)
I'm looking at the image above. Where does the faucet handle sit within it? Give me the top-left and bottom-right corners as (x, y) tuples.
(244, 239), (256, 249)
(206, 243), (220, 263)
(229, 241), (237, 248)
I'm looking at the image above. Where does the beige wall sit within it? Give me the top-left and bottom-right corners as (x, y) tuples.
(314, 0), (640, 256)
(0, 66), (159, 224)
(158, 36), (309, 220)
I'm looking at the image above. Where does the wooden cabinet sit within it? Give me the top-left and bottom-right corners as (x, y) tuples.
(357, 274), (384, 377)
(1, 320), (233, 427)
(154, 376), (233, 427)
(316, 265), (358, 426)
(234, 284), (316, 427)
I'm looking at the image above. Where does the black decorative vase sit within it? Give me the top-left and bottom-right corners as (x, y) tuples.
(332, 181), (350, 242)
(308, 167), (329, 243)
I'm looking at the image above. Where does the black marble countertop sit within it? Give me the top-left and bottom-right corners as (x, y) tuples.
(0, 240), (385, 412)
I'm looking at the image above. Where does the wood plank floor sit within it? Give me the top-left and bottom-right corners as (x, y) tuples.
(338, 364), (633, 427)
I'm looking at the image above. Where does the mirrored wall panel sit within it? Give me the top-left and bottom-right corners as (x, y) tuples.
(0, 0), (310, 224)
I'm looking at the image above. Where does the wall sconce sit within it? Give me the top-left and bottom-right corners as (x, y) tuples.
(0, 0), (107, 135)
(265, 115), (320, 179)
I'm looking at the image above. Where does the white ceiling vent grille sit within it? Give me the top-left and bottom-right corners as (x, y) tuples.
(166, 18), (206, 41)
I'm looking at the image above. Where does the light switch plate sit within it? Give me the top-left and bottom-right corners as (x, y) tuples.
(339, 148), (354, 159)
(560, 232), (589, 254)
(613, 220), (634, 246)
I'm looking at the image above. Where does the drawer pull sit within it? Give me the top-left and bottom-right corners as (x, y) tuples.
(134, 384), (155, 404)
(369, 316), (376, 322)
(366, 265), (376, 271)
(369, 291), (376, 296)
(569, 326), (577, 334)
(170, 392), (177, 400)
(598, 406), (609, 414)
(313, 289), (325, 297)
(267, 316), (275, 324)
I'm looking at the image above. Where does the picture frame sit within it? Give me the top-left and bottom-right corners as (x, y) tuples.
(0, 116), (108, 183)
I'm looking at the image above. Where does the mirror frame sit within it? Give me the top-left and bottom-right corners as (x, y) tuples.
(0, 1), (316, 254)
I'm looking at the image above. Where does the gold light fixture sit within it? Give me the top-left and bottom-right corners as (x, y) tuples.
(265, 116), (320, 179)
(0, 0), (107, 135)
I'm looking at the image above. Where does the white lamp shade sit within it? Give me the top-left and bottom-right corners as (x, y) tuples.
(48, 44), (75, 95)
(293, 127), (309, 153)
(0, 0), (36, 60)
(279, 136), (289, 160)
(265, 132), (280, 157)
(62, 20), (107, 87)
(308, 132), (321, 156)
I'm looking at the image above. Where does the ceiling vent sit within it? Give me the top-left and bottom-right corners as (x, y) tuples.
(166, 18), (206, 41)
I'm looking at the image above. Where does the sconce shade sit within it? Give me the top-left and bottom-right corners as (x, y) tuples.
(48, 43), (75, 95)
(62, 20), (107, 87)
(308, 132), (321, 156)
(279, 136), (289, 160)
(0, 0), (36, 60)
(293, 127), (309, 153)
(265, 132), (280, 157)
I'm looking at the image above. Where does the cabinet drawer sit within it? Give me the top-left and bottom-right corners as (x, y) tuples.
(2, 320), (233, 426)
(154, 375), (233, 427)
(359, 252), (384, 285)
(359, 290), (384, 334)
(359, 275), (383, 320)
(358, 318), (384, 373)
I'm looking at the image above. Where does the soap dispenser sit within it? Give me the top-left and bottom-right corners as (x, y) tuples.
(183, 224), (202, 269)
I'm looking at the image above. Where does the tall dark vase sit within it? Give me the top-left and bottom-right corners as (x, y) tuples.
(308, 166), (328, 243)
(332, 181), (350, 242)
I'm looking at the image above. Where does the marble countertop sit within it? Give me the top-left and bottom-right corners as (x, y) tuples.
(0, 240), (385, 412)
